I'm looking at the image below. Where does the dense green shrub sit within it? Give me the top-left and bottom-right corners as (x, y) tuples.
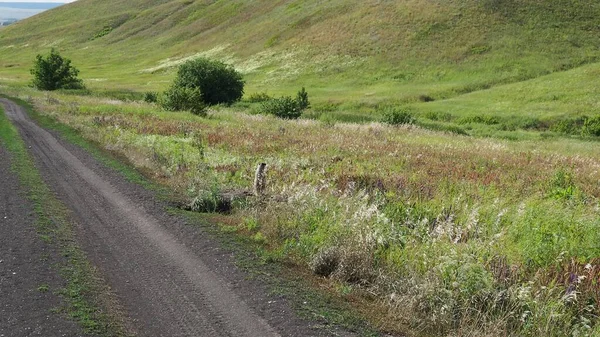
(296, 87), (310, 110)
(174, 57), (244, 106)
(548, 169), (579, 201)
(417, 94), (435, 102)
(549, 117), (584, 135)
(159, 86), (205, 116)
(190, 190), (230, 213)
(30, 48), (84, 91)
(416, 120), (469, 135)
(261, 96), (302, 119)
(381, 107), (414, 125)
(143, 91), (158, 103)
(582, 116), (600, 136)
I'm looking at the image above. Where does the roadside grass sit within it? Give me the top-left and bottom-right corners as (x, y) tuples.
(0, 104), (130, 336)
(172, 209), (382, 337)
(4, 86), (600, 336)
(3, 94), (156, 191)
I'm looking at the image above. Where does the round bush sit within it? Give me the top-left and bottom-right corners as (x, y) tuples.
(261, 96), (302, 119)
(174, 57), (244, 106)
(159, 86), (206, 116)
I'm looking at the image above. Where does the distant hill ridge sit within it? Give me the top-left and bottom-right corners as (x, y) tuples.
(1, 2), (65, 10)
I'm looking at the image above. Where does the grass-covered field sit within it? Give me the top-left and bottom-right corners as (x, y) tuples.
(3, 0), (600, 335)
(1, 0), (600, 104)
(2, 84), (599, 336)
(2, 0), (600, 138)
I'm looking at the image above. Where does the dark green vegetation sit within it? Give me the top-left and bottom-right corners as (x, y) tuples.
(260, 95), (302, 119)
(172, 57), (244, 106)
(159, 57), (244, 115)
(380, 107), (414, 126)
(259, 87), (310, 119)
(159, 85), (204, 115)
(30, 48), (84, 91)
(0, 99), (125, 336)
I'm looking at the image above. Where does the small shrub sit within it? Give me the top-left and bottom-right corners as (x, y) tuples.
(30, 48), (84, 91)
(457, 115), (500, 125)
(318, 113), (337, 127)
(174, 57), (244, 106)
(159, 86), (206, 116)
(310, 247), (340, 277)
(143, 91), (158, 103)
(189, 189), (231, 213)
(92, 26), (112, 40)
(417, 120), (469, 135)
(296, 87), (310, 110)
(424, 111), (453, 122)
(549, 117), (586, 135)
(247, 92), (272, 103)
(549, 169), (579, 201)
(469, 44), (491, 55)
(381, 107), (414, 126)
(261, 96), (302, 119)
(418, 94), (435, 102)
(519, 117), (546, 130)
(582, 116), (600, 137)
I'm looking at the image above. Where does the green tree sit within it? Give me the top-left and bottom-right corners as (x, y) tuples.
(30, 48), (84, 91)
(174, 57), (244, 105)
(296, 87), (310, 110)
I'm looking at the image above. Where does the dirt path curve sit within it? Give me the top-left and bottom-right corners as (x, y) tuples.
(1, 98), (339, 337)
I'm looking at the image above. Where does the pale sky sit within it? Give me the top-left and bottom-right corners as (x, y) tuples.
(0, 1), (77, 3)
(0, 1), (76, 21)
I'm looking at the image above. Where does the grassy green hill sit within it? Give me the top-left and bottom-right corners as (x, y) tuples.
(2, 0), (600, 113)
(4, 2), (600, 336)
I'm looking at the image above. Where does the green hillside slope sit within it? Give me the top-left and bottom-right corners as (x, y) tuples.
(1, 0), (600, 111)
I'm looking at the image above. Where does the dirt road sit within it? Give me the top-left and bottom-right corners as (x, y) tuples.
(0, 144), (90, 337)
(0, 98), (347, 337)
